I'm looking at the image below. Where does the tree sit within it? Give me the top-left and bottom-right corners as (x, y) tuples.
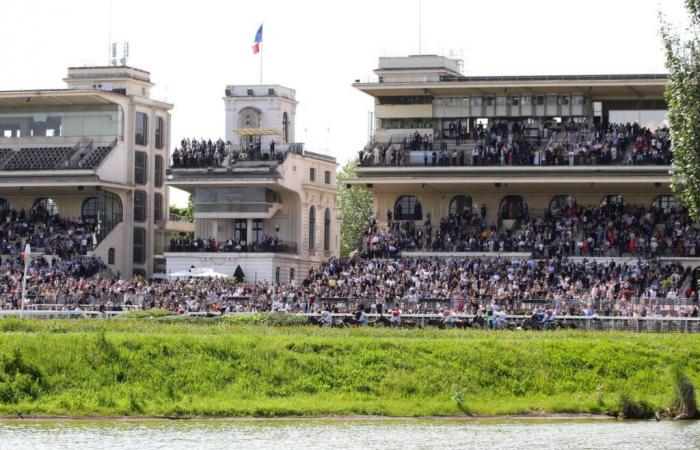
(661, 0), (700, 219)
(168, 196), (195, 222)
(337, 159), (374, 257)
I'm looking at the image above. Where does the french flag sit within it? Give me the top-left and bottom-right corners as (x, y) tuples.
(252, 25), (263, 54)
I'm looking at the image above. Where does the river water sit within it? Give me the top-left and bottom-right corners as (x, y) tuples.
(0, 418), (698, 449)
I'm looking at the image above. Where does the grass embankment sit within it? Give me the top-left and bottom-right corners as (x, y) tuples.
(0, 318), (697, 417)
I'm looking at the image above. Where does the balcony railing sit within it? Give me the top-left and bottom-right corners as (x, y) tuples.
(168, 240), (297, 254)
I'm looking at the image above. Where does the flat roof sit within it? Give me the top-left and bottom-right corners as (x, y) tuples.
(0, 89), (172, 109)
(440, 74), (667, 83)
(354, 74), (668, 98)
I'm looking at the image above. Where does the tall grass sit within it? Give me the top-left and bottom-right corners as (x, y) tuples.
(0, 319), (696, 417)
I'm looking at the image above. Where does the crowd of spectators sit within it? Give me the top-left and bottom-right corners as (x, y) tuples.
(168, 234), (293, 253)
(171, 138), (228, 168)
(1, 253), (694, 317)
(0, 208), (96, 259)
(359, 122), (672, 167)
(362, 201), (700, 259)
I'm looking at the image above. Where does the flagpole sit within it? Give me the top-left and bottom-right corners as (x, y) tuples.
(259, 22), (263, 84)
(21, 243), (30, 318)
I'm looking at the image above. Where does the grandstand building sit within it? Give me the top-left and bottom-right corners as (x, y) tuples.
(0, 65), (188, 277)
(349, 55), (675, 238)
(165, 85), (339, 282)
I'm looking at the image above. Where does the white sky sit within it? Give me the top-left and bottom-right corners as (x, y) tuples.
(0, 0), (689, 206)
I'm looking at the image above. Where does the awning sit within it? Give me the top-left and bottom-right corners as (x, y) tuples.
(235, 128), (282, 137)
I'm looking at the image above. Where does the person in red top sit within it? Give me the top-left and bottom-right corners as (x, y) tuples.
(629, 239), (636, 255)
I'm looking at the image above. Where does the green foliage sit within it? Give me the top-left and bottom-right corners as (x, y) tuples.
(233, 265), (245, 283)
(451, 386), (471, 415)
(0, 321), (697, 417)
(223, 313), (310, 327)
(116, 309), (174, 320)
(670, 365), (697, 418)
(337, 159), (374, 257)
(618, 393), (656, 419)
(168, 196), (194, 222)
(0, 349), (45, 403)
(660, 0), (700, 219)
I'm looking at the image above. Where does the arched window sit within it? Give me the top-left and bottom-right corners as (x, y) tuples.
(499, 195), (524, 220)
(81, 197), (98, 221)
(309, 206), (316, 250)
(652, 195), (680, 213)
(449, 195), (472, 217)
(282, 112), (289, 144)
(600, 195), (625, 208)
(0, 198), (11, 215)
(324, 208), (331, 251)
(394, 195), (422, 221)
(238, 107), (262, 128)
(549, 195), (576, 215)
(32, 197), (58, 218)
(108, 248), (115, 265)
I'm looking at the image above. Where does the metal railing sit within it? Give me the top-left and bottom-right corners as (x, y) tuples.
(167, 240), (298, 254)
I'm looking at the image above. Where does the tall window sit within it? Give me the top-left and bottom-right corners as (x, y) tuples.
(108, 248), (115, 265)
(133, 227), (146, 264)
(135, 151), (147, 185)
(499, 195), (525, 220)
(324, 171), (331, 185)
(235, 219), (247, 242)
(252, 219), (263, 242)
(153, 193), (163, 222)
(309, 167), (316, 182)
(309, 206), (316, 250)
(394, 195), (422, 221)
(135, 112), (148, 146)
(282, 112), (289, 144)
(449, 195), (472, 217)
(601, 195), (625, 208)
(134, 190), (147, 222)
(549, 195), (576, 215)
(32, 197), (58, 217)
(81, 197), (98, 221)
(0, 198), (10, 214)
(155, 116), (164, 149)
(154, 155), (163, 187)
(324, 208), (331, 251)
(652, 195), (680, 213)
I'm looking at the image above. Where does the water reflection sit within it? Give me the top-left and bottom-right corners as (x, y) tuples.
(0, 418), (698, 450)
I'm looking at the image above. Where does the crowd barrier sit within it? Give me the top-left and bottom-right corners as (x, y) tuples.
(0, 309), (698, 332)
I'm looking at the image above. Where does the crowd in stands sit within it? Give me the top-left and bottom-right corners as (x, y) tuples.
(168, 234), (293, 253)
(171, 138), (228, 168)
(362, 200), (700, 259)
(359, 122), (672, 167)
(2, 253), (694, 317)
(172, 138), (292, 169)
(0, 208), (96, 259)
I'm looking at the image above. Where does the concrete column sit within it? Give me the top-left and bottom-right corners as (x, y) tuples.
(247, 219), (253, 243)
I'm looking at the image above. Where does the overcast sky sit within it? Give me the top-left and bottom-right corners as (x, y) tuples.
(0, 0), (688, 206)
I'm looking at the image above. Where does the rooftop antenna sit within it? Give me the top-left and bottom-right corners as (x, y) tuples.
(418, 0), (422, 54)
(120, 42), (129, 66)
(111, 42), (117, 66)
(107, 0), (112, 65)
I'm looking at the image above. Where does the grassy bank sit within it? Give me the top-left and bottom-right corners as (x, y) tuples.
(0, 318), (697, 417)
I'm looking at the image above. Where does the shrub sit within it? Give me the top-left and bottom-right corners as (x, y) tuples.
(0, 349), (45, 403)
(670, 365), (697, 419)
(618, 393), (655, 419)
(117, 309), (174, 319)
(224, 313), (310, 327)
(451, 386), (472, 415)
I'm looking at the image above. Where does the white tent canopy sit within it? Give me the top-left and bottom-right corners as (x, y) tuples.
(167, 267), (228, 279)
